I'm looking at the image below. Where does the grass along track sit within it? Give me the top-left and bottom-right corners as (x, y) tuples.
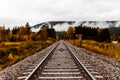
(0, 41), (53, 71)
(67, 40), (120, 61)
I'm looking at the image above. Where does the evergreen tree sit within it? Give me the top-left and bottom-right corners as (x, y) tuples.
(25, 22), (31, 35)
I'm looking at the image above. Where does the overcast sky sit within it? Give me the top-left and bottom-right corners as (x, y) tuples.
(0, 0), (120, 29)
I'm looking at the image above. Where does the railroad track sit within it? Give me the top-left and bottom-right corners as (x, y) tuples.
(17, 40), (104, 80)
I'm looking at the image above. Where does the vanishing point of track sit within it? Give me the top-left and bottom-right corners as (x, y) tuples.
(17, 40), (104, 80)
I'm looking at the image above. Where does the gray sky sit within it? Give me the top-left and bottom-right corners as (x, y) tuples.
(0, 0), (120, 29)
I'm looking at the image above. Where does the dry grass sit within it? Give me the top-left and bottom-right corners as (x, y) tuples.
(0, 41), (53, 71)
(2, 42), (25, 46)
(67, 40), (120, 61)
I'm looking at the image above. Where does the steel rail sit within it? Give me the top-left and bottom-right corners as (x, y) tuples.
(25, 42), (60, 80)
(64, 42), (96, 80)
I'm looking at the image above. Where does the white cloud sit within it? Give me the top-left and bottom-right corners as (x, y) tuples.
(0, 0), (120, 30)
(54, 23), (75, 31)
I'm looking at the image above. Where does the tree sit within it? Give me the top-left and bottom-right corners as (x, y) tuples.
(12, 27), (19, 34)
(66, 27), (75, 39)
(25, 22), (31, 35)
(47, 26), (56, 40)
(0, 26), (4, 42)
(18, 26), (26, 35)
(101, 29), (111, 42)
(41, 25), (48, 41)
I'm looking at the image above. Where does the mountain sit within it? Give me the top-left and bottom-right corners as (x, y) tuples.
(31, 21), (75, 28)
(31, 21), (120, 29)
(31, 21), (120, 36)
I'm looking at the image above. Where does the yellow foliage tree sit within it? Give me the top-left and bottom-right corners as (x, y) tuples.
(66, 27), (75, 39)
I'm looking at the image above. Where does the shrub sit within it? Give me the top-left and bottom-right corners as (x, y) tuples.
(7, 47), (20, 55)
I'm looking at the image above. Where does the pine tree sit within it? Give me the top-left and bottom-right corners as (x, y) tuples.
(25, 22), (31, 35)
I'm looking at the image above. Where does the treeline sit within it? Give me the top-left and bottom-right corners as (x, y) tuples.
(0, 23), (56, 42)
(66, 24), (111, 42)
(0, 22), (112, 42)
